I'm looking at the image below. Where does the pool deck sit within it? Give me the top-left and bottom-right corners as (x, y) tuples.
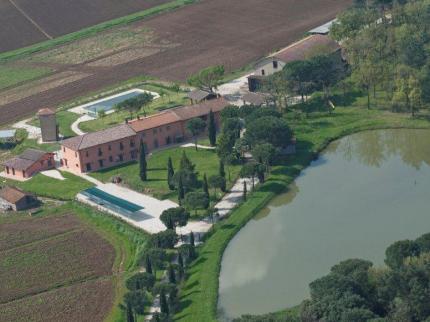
(77, 182), (178, 234)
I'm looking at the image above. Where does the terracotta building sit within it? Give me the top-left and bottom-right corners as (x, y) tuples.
(0, 186), (38, 211)
(37, 108), (59, 142)
(61, 98), (228, 173)
(2, 149), (55, 180)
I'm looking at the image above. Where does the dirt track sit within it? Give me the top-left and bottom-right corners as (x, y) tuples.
(0, 0), (351, 126)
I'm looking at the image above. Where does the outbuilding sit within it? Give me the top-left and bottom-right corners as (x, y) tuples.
(2, 149), (55, 180)
(0, 186), (38, 211)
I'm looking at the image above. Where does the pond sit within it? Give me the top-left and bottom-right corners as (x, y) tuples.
(218, 129), (430, 320)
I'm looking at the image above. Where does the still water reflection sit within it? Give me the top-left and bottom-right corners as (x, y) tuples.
(218, 129), (430, 320)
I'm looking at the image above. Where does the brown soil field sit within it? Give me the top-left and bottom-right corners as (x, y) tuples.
(0, 214), (116, 321)
(0, 214), (81, 251)
(0, 278), (114, 322)
(0, 0), (351, 126)
(0, 0), (170, 53)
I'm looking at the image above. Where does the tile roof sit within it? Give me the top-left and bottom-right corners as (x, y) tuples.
(171, 98), (229, 120)
(0, 186), (28, 204)
(130, 98), (229, 132)
(2, 149), (51, 171)
(272, 34), (340, 63)
(187, 89), (213, 102)
(61, 124), (136, 151)
(37, 108), (56, 116)
(243, 92), (267, 106)
(20, 149), (48, 161)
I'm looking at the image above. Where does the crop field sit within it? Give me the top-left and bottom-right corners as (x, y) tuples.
(0, 0), (170, 53)
(0, 213), (115, 322)
(0, 0), (351, 126)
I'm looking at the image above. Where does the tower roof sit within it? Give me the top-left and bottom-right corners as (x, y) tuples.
(37, 108), (56, 116)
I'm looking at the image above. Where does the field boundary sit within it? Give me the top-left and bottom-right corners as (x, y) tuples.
(0, 0), (197, 62)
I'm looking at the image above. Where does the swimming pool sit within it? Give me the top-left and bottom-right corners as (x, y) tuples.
(70, 89), (159, 117)
(82, 187), (143, 214)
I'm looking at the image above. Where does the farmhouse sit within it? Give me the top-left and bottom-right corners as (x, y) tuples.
(2, 149), (55, 180)
(61, 98), (228, 173)
(248, 34), (341, 91)
(0, 186), (38, 211)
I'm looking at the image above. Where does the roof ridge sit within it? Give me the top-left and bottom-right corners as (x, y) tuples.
(270, 35), (314, 58)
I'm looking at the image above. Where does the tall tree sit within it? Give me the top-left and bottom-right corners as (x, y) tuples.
(208, 109), (217, 146)
(203, 173), (209, 199)
(219, 159), (226, 178)
(145, 255), (153, 275)
(243, 180), (247, 201)
(139, 142), (147, 181)
(168, 265), (176, 284)
(187, 118), (207, 150)
(160, 290), (169, 315)
(167, 157), (175, 191)
(187, 65), (225, 93)
(126, 302), (135, 322)
(190, 231), (195, 247)
(209, 175), (227, 196)
(178, 176), (185, 205)
(180, 151), (195, 171)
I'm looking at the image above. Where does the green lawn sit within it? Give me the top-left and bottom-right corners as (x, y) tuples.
(90, 146), (240, 201)
(175, 106), (430, 322)
(4, 171), (94, 200)
(0, 65), (51, 90)
(79, 84), (189, 133)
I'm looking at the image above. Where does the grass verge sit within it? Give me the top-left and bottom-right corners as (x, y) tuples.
(0, 65), (52, 91)
(175, 106), (430, 322)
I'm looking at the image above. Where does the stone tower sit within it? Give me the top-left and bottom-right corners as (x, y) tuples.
(37, 108), (58, 142)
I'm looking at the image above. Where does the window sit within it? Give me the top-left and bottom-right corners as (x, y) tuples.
(166, 136), (171, 145)
(64, 159), (68, 166)
(85, 151), (89, 157)
(98, 160), (104, 168)
(131, 150), (137, 159)
(12, 168), (15, 175)
(141, 132), (146, 138)
(5, 166), (9, 174)
(98, 148), (103, 156)
(108, 145), (112, 151)
(109, 156), (113, 162)
(273, 60), (278, 69)
(153, 129), (157, 134)
(48, 160), (52, 167)
(153, 139), (159, 148)
(63, 147), (66, 152)
(119, 142), (124, 151)
(86, 163), (92, 172)
(261, 69), (265, 76)
(130, 140), (135, 148)
(75, 152), (77, 157)
(118, 154), (123, 162)
(76, 164), (79, 167)
(166, 125), (170, 131)
(22, 170), (26, 178)
(159, 127), (163, 133)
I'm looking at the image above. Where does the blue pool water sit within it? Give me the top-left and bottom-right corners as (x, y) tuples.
(82, 187), (143, 214)
(83, 90), (145, 116)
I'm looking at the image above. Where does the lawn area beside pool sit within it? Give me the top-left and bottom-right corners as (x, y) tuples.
(3, 171), (94, 200)
(90, 147), (241, 201)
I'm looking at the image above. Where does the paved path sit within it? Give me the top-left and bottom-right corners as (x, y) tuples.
(216, 74), (252, 106)
(40, 169), (65, 180)
(13, 118), (41, 139)
(180, 143), (215, 150)
(70, 114), (94, 135)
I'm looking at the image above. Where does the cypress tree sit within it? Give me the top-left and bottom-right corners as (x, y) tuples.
(178, 176), (185, 204)
(190, 231), (195, 247)
(180, 151), (194, 171)
(160, 290), (169, 315)
(219, 159), (225, 178)
(203, 173), (209, 199)
(208, 109), (217, 146)
(168, 265), (176, 284)
(126, 303), (135, 322)
(145, 255), (153, 275)
(178, 253), (184, 280)
(243, 180), (247, 201)
(167, 157), (175, 191)
(139, 142), (147, 181)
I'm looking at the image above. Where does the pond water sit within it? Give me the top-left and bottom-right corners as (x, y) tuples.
(218, 129), (430, 320)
